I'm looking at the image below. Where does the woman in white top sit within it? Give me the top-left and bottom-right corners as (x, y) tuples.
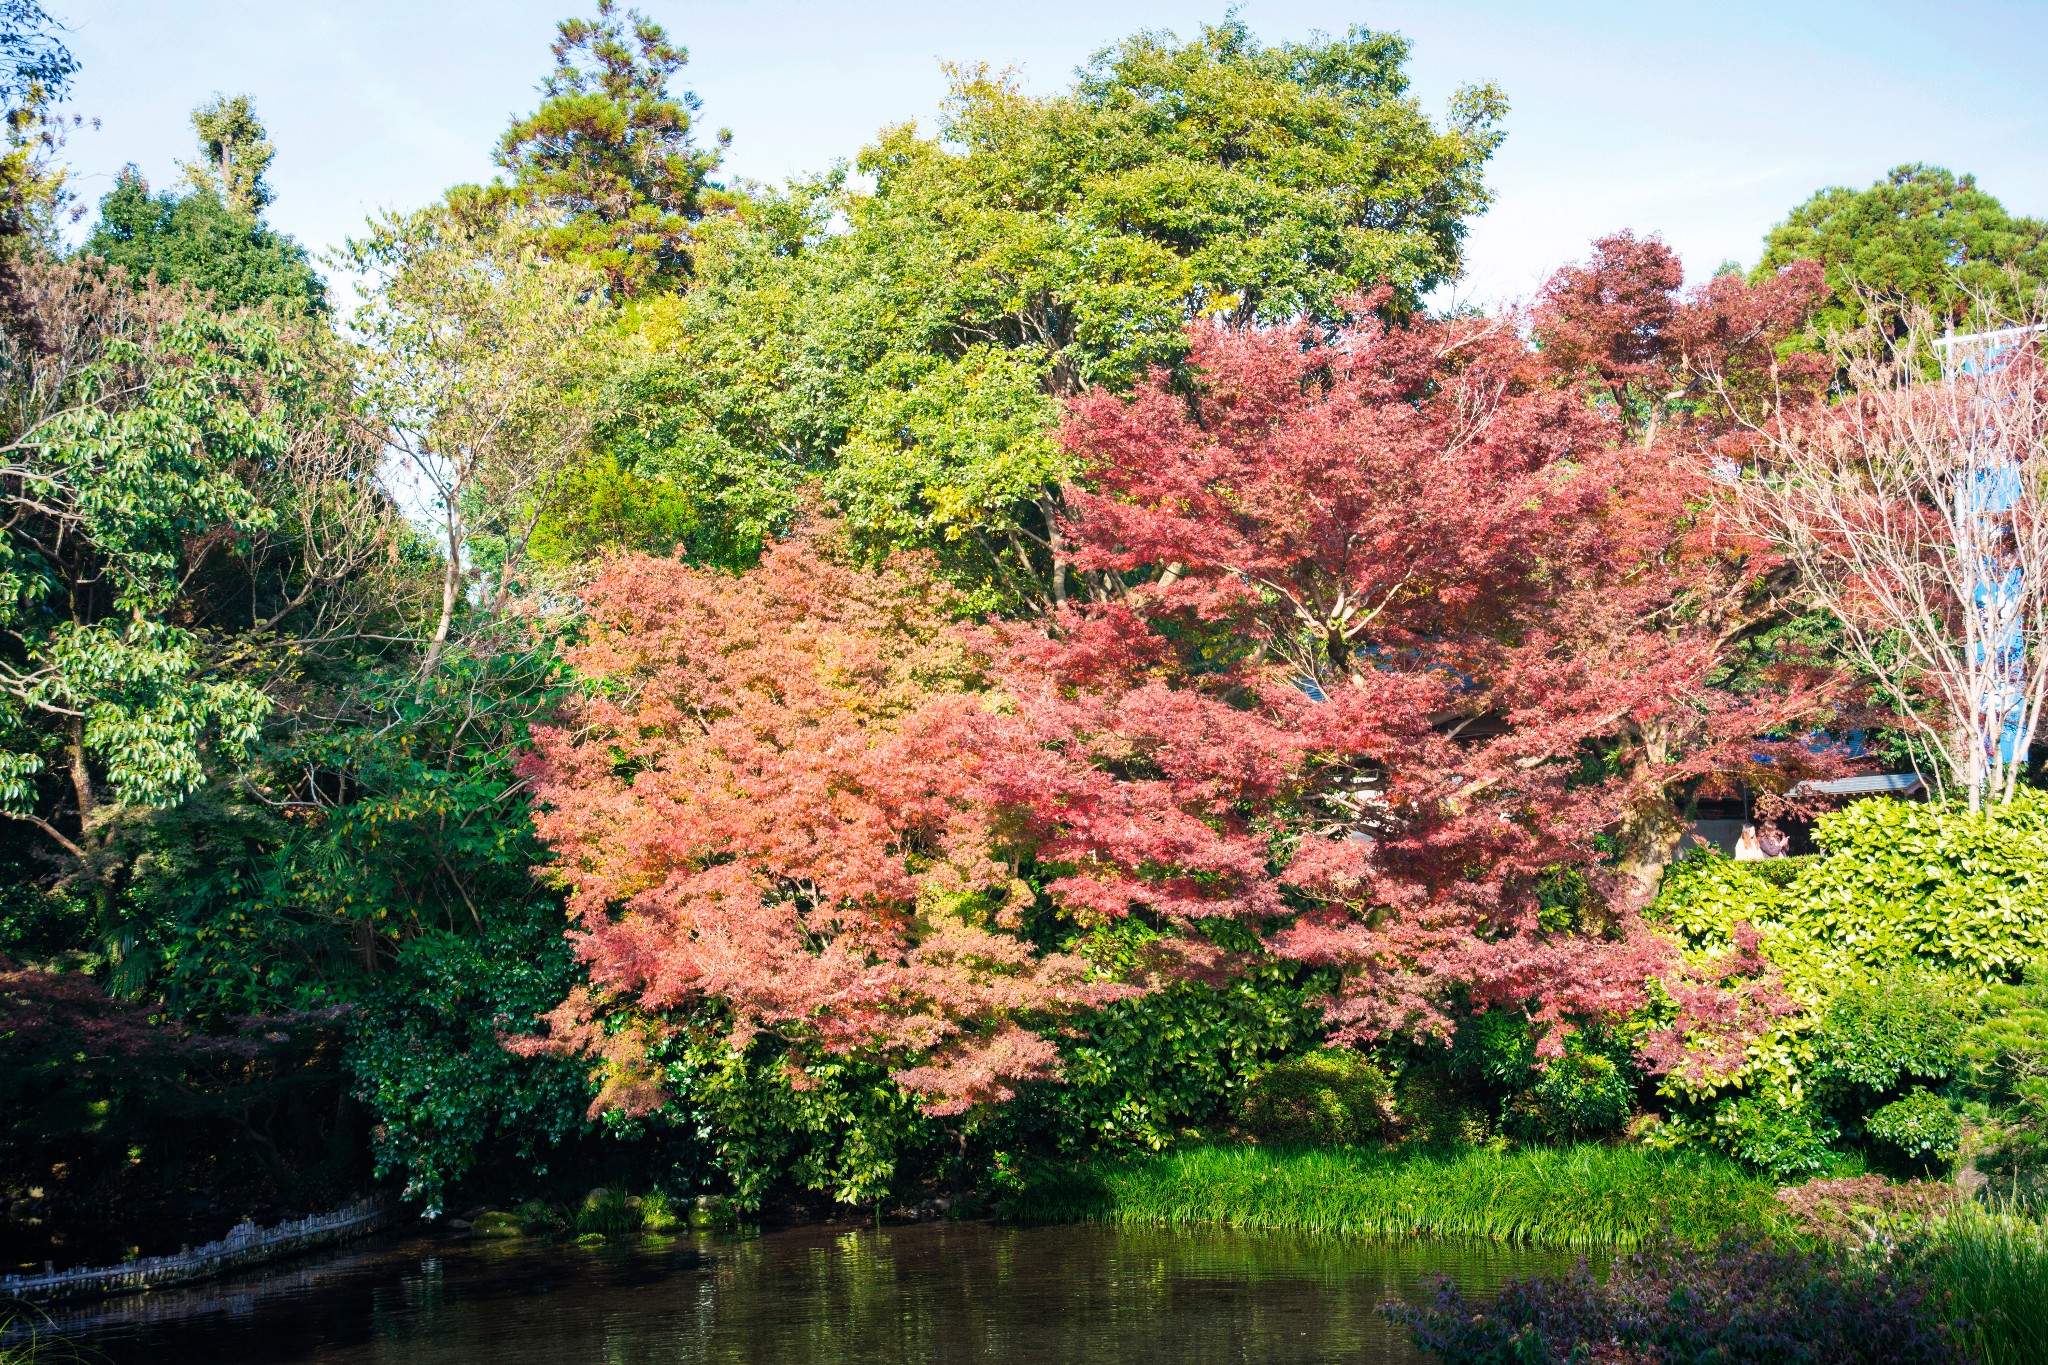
(1733, 824), (1765, 861)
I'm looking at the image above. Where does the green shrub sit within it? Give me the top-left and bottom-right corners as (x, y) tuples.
(1450, 1008), (1537, 1087)
(1960, 968), (2048, 1192)
(1393, 1067), (1494, 1148)
(1866, 1089), (1961, 1162)
(346, 908), (597, 1214)
(1814, 969), (1963, 1093)
(1647, 798), (2048, 1176)
(671, 1033), (936, 1212)
(1442, 1010), (1637, 1145)
(992, 923), (1334, 1157)
(1236, 1048), (1391, 1146)
(1505, 1042), (1637, 1144)
(1658, 1090), (1839, 1179)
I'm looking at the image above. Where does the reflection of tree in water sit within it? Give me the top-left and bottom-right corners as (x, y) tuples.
(674, 1222), (1565, 1365)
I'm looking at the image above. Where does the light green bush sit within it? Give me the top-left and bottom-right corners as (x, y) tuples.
(1813, 969), (1962, 1092)
(1655, 1089), (1840, 1179)
(1646, 797), (2048, 1176)
(1655, 792), (2048, 992)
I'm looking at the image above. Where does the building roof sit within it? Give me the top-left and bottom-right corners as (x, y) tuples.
(1793, 773), (1927, 797)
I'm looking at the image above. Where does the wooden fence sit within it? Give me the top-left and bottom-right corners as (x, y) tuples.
(1, 1196), (397, 1304)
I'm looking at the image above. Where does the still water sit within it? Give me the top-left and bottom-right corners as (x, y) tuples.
(38, 1221), (1570, 1365)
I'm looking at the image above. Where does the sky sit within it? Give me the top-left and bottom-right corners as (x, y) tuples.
(55, 0), (2048, 308)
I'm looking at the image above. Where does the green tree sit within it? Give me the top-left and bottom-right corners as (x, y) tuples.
(83, 166), (327, 312)
(612, 19), (1506, 603)
(180, 93), (275, 216)
(83, 90), (322, 311)
(1756, 164), (2048, 337)
(0, 1), (77, 246)
(496, 0), (729, 295)
(343, 205), (607, 679)
(0, 259), (311, 988)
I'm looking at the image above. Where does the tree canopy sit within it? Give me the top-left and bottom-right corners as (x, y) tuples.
(1756, 164), (2048, 337)
(83, 93), (324, 312)
(84, 167), (326, 312)
(605, 20), (1508, 605)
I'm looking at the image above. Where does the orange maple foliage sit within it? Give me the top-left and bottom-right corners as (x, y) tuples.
(513, 539), (1123, 1116)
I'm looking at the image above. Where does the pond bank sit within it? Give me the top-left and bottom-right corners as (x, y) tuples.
(1, 1197), (396, 1304)
(1007, 1142), (1786, 1249)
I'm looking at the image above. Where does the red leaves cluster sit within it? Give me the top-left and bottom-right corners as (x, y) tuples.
(516, 541), (1122, 1117)
(1020, 307), (1671, 1048)
(1529, 236), (1858, 871)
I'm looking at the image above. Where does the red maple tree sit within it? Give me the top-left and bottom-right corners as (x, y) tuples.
(988, 249), (1855, 1055)
(513, 538), (1123, 1117)
(1529, 234), (1856, 896)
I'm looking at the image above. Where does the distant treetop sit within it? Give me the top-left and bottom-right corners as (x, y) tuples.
(180, 93), (276, 217)
(83, 94), (324, 313)
(495, 0), (730, 295)
(1756, 164), (2048, 338)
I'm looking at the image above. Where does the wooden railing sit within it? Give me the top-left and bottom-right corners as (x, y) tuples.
(1, 1196), (397, 1304)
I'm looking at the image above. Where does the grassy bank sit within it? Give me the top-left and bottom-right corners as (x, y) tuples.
(1008, 1142), (1786, 1250)
(1919, 1205), (2048, 1365)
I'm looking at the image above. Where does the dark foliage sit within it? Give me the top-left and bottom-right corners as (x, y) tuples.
(0, 958), (358, 1265)
(1386, 1235), (1961, 1364)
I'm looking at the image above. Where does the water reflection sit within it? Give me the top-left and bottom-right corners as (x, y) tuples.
(66, 1221), (1569, 1365)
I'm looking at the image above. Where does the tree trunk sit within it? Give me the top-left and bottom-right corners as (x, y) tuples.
(66, 715), (96, 828)
(1615, 790), (1687, 909)
(418, 517), (462, 687)
(1038, 493), (1067, 610)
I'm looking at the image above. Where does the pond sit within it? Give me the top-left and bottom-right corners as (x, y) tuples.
(34, 1221), (1572, 1365)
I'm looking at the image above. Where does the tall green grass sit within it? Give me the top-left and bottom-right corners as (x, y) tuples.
(1919, 1204), (2048, 1365)
(0, 1314), (61, 1365)
(1008, 1142), (1785, 1250)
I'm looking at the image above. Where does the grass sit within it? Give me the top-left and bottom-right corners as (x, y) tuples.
(0, 1313), (70, 1365)
(1006, 1142), (1787, 1250)
(1918, 1203), (2048, 1365)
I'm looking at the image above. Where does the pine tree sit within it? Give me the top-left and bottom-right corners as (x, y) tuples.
(496, 0), (729, 294)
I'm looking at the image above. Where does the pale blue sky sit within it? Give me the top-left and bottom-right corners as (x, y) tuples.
(55, 1), (2048, 305)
